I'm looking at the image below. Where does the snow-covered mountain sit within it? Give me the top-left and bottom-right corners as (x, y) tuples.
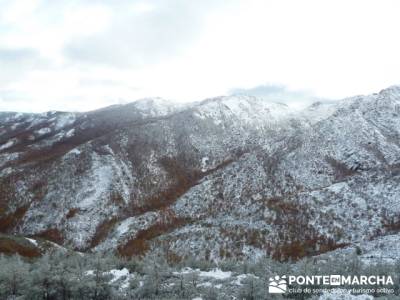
(1, 87), (400, 261)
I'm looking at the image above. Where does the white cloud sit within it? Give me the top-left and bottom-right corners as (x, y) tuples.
(0, 0), (399, 112)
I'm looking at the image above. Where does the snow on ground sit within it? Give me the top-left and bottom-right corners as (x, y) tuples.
(66, 148), (81, 156)
(108, 268), (130, 283)
(95, 212), (160, 252)
(233, 274), (259, 286)
(316, 233), (400, 265)
(242, 245), (266, 261)
(0, 139), (17, 151)
(201, 156), (209, 172)
(35, 127), (52, 136)
(65, 128), (75, 138)
(197, 282), (212, 288)
(300, 101), (338, 124)
(54, 113), (76, 130)
(26, 116), (47, 129)
(116, 218), (135, 235)
(133, 97), (176, 117)
(0, 152), (19, 168)
(318, 291), (373, 299)
(193, 95), (290, 129)
(25, 238), (38, 247)
(78, 153), (113, 208)
(86, 268), (132, 290)
(11, 123), (20, 130)
(173, 267), (265, 293)
(173, 267), (233, 281)
(327, 181), (348, 194)
(173, 267), (196, 275)
(107, 268), (131, 289)
(198, 268), (232, 280)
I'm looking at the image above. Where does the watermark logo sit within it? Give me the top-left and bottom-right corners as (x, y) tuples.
(268, 275), (287, 293)
(267, 274), (394, 295)
(287, 275), (394, 286)
(330, 275), (341, 286)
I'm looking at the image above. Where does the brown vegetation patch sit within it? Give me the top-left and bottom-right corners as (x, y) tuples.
(33, 228), (64, 245)
(0, 175), (20, 215)
(382, 215), (400, 232)
(5, 113), (162, 169)
(325, 156), (358, 180)
(0, 205), (29, 232)
(264, 197), (349, 261)
(272, 238), (349, 261)
(31, 180), (47, 201)
(0, 235), (41, 258)
(131, 158), (202, 215)
(266, 197), (299, 215)
(66, 208), (79, 219)
(131, 156), (236, 215)
(90, 217), (120, 248)
(118, 213), (190, 257)
(110, 192), (125, 207)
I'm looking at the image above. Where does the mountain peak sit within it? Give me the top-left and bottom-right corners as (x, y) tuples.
(378, 85), (400, 99)
(132, 97), (171, 107)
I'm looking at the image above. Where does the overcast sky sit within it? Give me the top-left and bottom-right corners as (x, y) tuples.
(0, 0), (399, 112)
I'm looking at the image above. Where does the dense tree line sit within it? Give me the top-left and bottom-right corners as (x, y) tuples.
(0, 250), (399, 299)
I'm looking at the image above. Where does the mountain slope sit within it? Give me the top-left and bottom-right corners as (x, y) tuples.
(1, 88), (400, 261)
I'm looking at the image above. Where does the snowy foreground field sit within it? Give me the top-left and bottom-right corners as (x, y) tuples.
(0, 247), (399, 300)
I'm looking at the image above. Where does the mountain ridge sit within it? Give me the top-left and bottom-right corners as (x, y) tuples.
(1, 86), (400, 262)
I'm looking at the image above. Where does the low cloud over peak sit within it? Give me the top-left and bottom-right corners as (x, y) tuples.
(229, 84), (324, 109)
